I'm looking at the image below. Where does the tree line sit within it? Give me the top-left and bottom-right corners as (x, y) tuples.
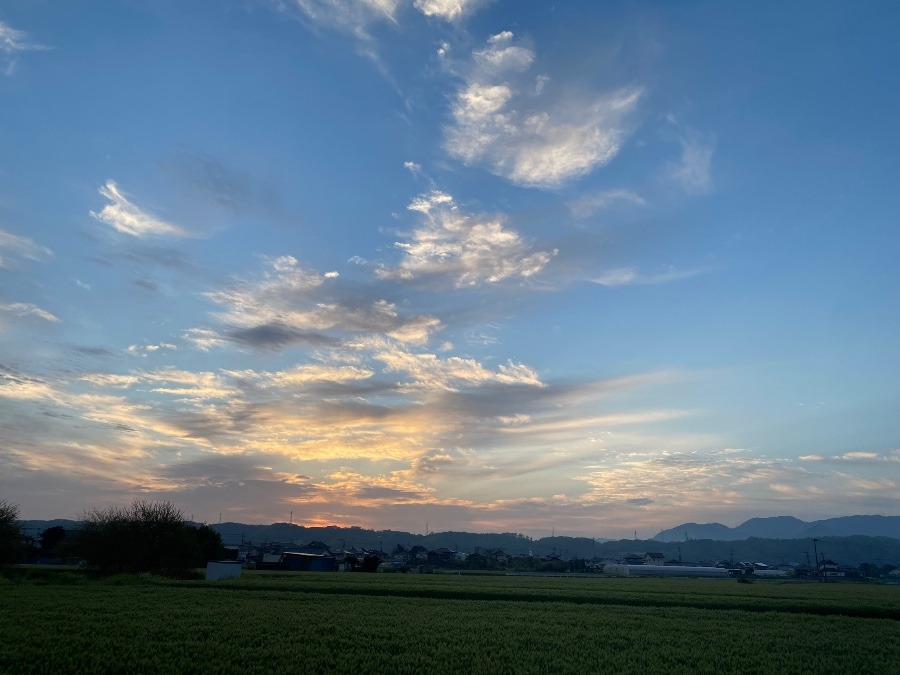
(0, 498), (224, 577)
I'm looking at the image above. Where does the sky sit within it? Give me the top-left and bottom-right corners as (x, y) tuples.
(1, 1), (898, 539)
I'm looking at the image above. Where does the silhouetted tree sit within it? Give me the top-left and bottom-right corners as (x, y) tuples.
(0, 500), (24, 565)
(193, 524), (226, 564)
(39, 526), (67, 554)
(360, 554), (381, 572)
(858, 562), (882, 578)
(75, 500), (223, 576)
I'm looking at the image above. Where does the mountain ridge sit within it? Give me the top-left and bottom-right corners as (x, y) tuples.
(654, 514), (900, 541)
(16, 516), (900, 565)
(20, 514), (899, 549)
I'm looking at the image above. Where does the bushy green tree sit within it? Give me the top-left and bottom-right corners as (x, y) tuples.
(75, 500), (224, 576)
(0, 499), (24, 565)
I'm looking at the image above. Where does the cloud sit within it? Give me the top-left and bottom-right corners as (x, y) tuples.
(670, 133), (714, 194)
(90, 181), (188, 238)
(0, 301), (59, 323)
(12, 350), (894, 536)
(87, 367), (239, 402)
(374, 343), (544, 391)
(591, 266), (703, 287)
(799, 450), (900, 464)
(182, 328), (228, 352)
(161, 151), (289, 229)
(264, 364), (375, 387)
(1, 20), (48, 74)
(0, 21), (48, 53)
(445, 32), (643, 188)
(377, 191), (556, 286)
(203, 255), (443, 350)
(844, 476), (896, 491)
(0, 229), (52, 267)
(403, 160), (424, 178)
(317, 469), (437, 504)
(576, 452), (801, 508)
(125, 342), (178, 358)
(278, 0), (401, 40)
(414, 0), (491, 21)
(568, 189), (646, 219)
(227, 323), (341, 351)
(280, 0), (488, 37)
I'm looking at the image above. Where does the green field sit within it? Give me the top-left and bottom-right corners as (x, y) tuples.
(2, 571), (898, 673)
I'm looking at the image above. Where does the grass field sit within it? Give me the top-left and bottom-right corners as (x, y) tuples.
(2, 570), (898, 673)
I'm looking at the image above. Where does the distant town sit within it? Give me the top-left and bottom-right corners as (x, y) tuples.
(213, 536), (899, 581)
(19, 513), (900, 581)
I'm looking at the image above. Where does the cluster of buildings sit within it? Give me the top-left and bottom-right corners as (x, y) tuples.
(223, 539), (890, 580)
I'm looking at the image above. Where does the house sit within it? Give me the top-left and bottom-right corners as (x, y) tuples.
(623, 554), (644, 565)
(486, 548), (508, 565)
(820, 559), (843, 578)
(297, 541), (332, 555)
(427, 547), (456, 566)
(645, 552), (665, 565)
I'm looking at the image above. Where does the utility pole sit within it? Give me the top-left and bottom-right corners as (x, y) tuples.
(812, 538), (820, 582)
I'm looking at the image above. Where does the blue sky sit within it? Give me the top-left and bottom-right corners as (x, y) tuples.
(1, 1), (897, 537)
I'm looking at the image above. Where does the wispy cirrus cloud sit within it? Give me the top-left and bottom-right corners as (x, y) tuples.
(568, 188), (646, 219)
(376, 190), (555, 287)
(90, 181), (188, 238)
(0, 229), (52, 267)
(671, 133), (714, 194)
(445, 31), (643, 188)
(591, 266), (704, 287)
(0, 301), (59, 324)
(0, 21), (48, 53)
(1, 20), (49, 75)
(663, 117), (714, 195)
(799, 450), (900, 464)
(280, 0), (401, 38)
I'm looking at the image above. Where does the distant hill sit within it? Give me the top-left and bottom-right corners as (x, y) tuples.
(15, 516), (900, 566)
(18, 519), (79, 537)
(655, 515), (900, 541)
